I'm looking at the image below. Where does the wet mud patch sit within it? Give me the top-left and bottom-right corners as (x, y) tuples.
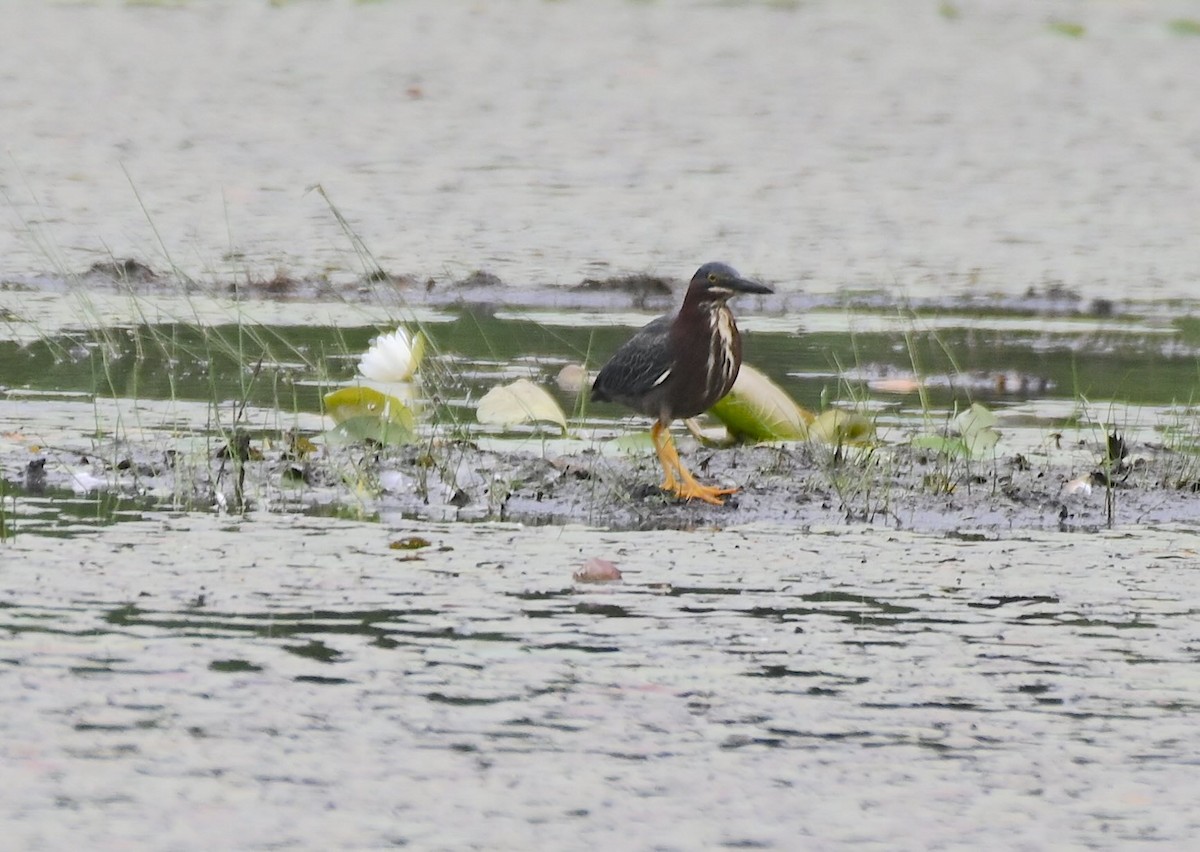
(4, 257), (1181, 319)
(6, 422), (1199, 536)
(339, 437), (1200, 533)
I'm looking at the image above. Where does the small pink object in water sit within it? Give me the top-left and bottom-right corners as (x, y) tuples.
(868, 376), (923, 394)
(573, 557), (622, 583)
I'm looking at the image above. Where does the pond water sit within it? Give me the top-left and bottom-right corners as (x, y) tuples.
(4, 0), (1200, 848)
(3, 0), (1199, 302)
(4, 513), (1200, 849)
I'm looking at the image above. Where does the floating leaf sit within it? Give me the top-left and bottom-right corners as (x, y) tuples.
(911, 403), (999, 458)
(684, 418), (735, 448)
(807, 409), (875, 445)
(912, 433), (968, 456)
(1168, 19), (1200, 36)
(476, 379), (568, 433)
(556, 364), (589, 394)
(708, 364), (812, 442)
(323, 386), (416, 446)
(868, 376), (924, 394)
(955, 403), (1000, 456)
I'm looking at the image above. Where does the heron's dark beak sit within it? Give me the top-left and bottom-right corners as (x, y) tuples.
(730, 276), (773, 295)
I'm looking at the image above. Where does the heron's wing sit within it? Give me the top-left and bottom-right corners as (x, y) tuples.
(591, 315), (674, 406)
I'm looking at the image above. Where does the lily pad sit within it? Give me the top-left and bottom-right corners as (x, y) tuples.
(323, 386), (417, 446)
(1047, 21), (1085, 38)
(807, 409), (875, 445)
(709, 364), (812, 442)
(684, 418), (736, 448)
(955, 402), (1000, 456)
(476, 379), (568, 433)
(911, 403), (999, 458)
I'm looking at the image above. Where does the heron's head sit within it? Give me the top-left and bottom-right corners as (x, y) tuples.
(687, 262), (772, 305)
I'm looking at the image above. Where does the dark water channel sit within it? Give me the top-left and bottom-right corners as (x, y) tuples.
(3, 303), (1193, 419)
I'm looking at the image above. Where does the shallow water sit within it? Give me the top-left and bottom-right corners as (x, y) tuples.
(3, 514), (1199, 849)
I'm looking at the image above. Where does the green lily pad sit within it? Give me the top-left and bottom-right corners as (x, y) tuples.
(807, 409), (875, 445)
(709, 364), (812, 442)
(323, 386), (417, 446)
(911, 403), (999, 458)
(955, 403), (1000, 456)
(912, 434), (968, 457)
(1047, 21), (1085, 38)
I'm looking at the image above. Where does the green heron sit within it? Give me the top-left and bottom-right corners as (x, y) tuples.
(592, 262), (772, 505)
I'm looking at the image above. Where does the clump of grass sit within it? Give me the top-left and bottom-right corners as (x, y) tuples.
(1150, 402), (1200, 490)
(808, 344), (891, 523)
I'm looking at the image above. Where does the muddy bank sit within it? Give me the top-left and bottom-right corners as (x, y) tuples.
(7, 424), (1197, 535)
(2, 260), (1164, 321)
(3, 262), (1197, 537)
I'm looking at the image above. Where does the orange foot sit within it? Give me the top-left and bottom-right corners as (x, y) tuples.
(668, 479), (737, 505)
(669, 464), (737, 505)
(652, 421), (737, 505)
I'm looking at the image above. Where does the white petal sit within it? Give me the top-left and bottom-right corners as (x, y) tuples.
(359, 329), (416, 382)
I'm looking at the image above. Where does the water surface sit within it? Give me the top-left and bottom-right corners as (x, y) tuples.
(3, 514), (1198, 849)
(2, 0), (1198, 301)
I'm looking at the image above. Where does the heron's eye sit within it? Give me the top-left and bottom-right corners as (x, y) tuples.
(707, 272), (718, 283)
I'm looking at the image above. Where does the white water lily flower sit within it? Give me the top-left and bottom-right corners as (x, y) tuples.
(358, 328), (424, 382)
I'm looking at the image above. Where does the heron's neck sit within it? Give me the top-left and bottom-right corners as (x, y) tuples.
(673, 299), (741, 387)
(679, 297), (736, 337)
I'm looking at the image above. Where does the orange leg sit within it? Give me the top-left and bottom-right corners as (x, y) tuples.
(651, 421), (680, 493)
(651, 422), (737, 506)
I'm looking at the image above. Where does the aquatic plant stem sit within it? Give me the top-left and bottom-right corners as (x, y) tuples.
(121, 162), (192, 286)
